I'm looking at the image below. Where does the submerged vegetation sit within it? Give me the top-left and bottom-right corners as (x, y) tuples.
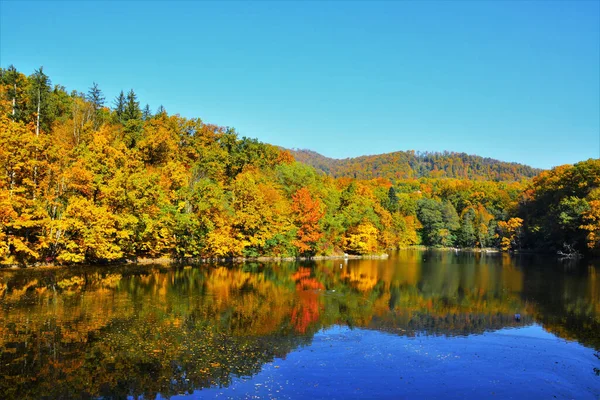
(0, 66), (599, 265)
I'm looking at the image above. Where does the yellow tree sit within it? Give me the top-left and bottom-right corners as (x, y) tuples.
(0, 116), (50, 264)
(497, 217), (524, 251)
(0, 190), (15, 261)
(581, 200), (600, 250)
(138, 116), (179, 165)
(51, 196), (125, 263)
(227, 168), (292, 257)
(343, 222), (379, 255)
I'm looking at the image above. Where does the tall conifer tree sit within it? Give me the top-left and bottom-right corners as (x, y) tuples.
(113, 90), (126, 120)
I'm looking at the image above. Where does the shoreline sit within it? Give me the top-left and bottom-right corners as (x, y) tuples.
(0, 247), (586, 270)
(0, 252), (391, 270)
(117, 252), (393, 265)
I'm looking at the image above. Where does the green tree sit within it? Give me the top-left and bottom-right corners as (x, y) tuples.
(27, 67), (52, 135)
(124, 89), (141, 121)
(457, 208), (477, 247)
(142, 104), (152, 120)
(119, 89), (143, 147)
(417, 198), (444, 246)
(2, 65), (27, 120)
(113, 91), (125, 121)
(385, 186), (399, 212)
(519, 160), (600, 252)
(439, 201), (460, 246)
(87, 82), (105, 111)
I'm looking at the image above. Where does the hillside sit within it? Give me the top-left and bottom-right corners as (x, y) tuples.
(289, 149), (541, 182)
(1, 65), (598, 266)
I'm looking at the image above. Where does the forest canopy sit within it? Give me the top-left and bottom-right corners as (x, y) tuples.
(289, 149), (541, 182)
(0, 65), (598, 265)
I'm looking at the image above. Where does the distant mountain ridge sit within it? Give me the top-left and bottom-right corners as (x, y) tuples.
(288, 149), (542, 181)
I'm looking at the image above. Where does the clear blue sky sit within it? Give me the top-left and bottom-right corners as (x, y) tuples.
(1, 1), (599, 169)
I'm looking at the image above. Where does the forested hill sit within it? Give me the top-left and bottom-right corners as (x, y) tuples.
(289, 149), (541, 182)
(1, 65), (598, 266)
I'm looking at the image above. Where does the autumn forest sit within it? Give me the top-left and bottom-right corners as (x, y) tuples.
(1, 66), (599, 266)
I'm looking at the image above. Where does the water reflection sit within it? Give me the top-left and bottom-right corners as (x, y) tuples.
(0, 250), (598, 399)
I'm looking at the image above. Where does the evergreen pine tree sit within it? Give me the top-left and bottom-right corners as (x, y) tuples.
(86, 82), (105, 111)
(387, 187), (399, 212)
(113, 90), (126, 120)
(458, 209), (477, 247)
(3, 65), (20, 119)
(142, 103), (152, 120)
(124, 89), (141, 121)
(28, 67), (52, 135)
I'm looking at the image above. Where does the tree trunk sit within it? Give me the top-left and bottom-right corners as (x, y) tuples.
(36, 87), (40, 136)
(12, 83), (16, 116)
(34, 86), (40, 199)
(9, 170), (14, 198)
(73, 101), (78, 144)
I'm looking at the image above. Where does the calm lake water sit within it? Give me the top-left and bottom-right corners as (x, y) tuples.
(0, 250), (599, 399)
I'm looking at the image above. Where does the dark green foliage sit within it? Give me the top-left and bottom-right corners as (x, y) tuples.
(417, 198), (445, 246)
(49, 85), (72, 122)
(113, 90), (126, 120)
(519, 160), (600, 253)
(457, 209), (477, 247)
(124, 89), (141, 121)
(142, 104), (152, 120)
(385, 186), (399, 212)
(1, 65), (25, 120)
(221, 134), (281, 180)
(87, 82), (105, 111)
(27, 66), (53, 133)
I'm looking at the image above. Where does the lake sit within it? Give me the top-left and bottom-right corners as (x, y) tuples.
(0, 250), (598, 399)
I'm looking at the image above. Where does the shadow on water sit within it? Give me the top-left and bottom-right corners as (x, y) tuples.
(0, 250), (598, 398)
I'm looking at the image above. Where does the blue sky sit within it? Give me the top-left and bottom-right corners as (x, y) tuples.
(1, 1), (598, 169)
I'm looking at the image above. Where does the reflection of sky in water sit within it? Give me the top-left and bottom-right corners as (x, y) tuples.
(176, 326), (599, 399)
(493, 323), (565, 340)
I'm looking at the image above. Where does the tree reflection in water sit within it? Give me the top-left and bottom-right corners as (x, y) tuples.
(0, 250), (598, 399)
